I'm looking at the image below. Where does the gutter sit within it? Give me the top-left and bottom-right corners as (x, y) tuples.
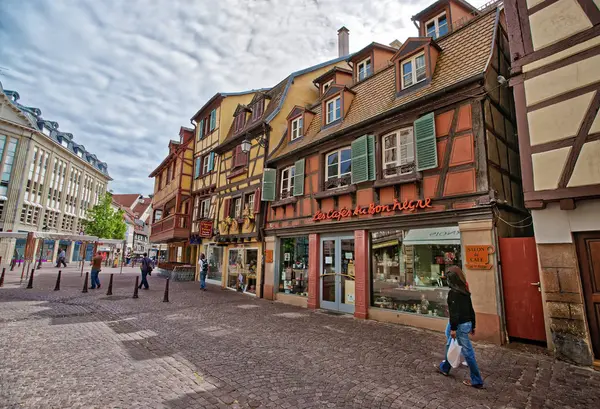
(268, 72), (485, 165)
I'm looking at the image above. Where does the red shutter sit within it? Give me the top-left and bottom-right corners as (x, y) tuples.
(223, 198), (231, 218)
(232, 146), (239, 168)
(253, 188), (261, 214)
(241, 146), (249, 166)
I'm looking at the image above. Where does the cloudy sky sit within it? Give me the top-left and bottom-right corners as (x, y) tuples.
(0, 0), (487, 194)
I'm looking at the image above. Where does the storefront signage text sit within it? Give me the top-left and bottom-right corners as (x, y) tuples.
(264, 250), (273, 263)
(312, 198), (432, 222)
(199, 220), (213, 238)
(465, 245), (495, 270)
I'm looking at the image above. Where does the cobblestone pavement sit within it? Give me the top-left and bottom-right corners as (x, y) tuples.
(1, 266), (599, 408)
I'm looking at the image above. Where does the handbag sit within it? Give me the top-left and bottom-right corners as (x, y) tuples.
(447, 338), (462, 369)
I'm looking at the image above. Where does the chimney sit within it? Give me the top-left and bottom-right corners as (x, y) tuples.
(337, 26), (349, 57)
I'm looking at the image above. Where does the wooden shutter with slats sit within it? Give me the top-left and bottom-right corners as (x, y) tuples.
(367, 135), (376, 181)
(262, 169), (276, 201)
(198, 119), (204, 139)
(210, 109), (217, 131)
(414, 112), (437, 171)
(351, 135), (369, 184)
(293, 159), (305, 196)
(222, 198), (231, 218)
(208, 152), (215, 172)
(253, 188), (261, 213)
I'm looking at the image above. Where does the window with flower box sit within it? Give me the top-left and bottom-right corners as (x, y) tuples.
(325, 147), (352, 189)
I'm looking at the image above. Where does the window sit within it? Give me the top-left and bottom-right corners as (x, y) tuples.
(202, 154), (210, 175)
(290, 117), (303, 141)
(61, 140), (69, 148)
(280, 166), (295, 198)
(232, 197), (242, 218)
(154, 209), (162, 222)
(209, 109), (217, 131)
(278, 236), (309, 296)
(326, 96), (341, 124)
(323, 79), (333, 93)
(0, 137), (17, 197)
(357, 57), (372, 81)
(401, 54), (426, 89)
(166, 163), (172, 181)
(382, 127), (415, 177)
(200, 198), (210, 219)
(246, 192), (255, 215)
(252, 100), (264, 121)
(371, 227), (461, 318)
(227, 248), (258, 294)
(425, 13), (448, 39)
(76, 150), (83, 158)
(325, 147), (351, 188)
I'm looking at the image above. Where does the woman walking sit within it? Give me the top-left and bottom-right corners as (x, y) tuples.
(438, 266), (484, 388)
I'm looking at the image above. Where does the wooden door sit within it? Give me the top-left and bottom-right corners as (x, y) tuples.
(575, 232), (600, 359)
(499, 237), (546, 342)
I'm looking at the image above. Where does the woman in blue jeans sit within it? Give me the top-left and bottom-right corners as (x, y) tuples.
(438, 266), (484, 388)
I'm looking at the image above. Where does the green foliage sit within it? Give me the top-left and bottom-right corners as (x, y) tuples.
(82, 193), (127, 239)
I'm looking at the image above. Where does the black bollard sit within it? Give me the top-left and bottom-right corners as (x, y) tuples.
(106, 274), (114, 296)
(0, 267), (5, 287)
(10, 259), (15, 271)
(82, 272), (89, 293)
(133, 276), (139, 299)
(54, 270), (62, 291)
(26, 268), (35, 289)
(163, 278), (170, 303)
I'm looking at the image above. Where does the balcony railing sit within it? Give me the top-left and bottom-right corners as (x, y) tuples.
(150, 213), (190, 242)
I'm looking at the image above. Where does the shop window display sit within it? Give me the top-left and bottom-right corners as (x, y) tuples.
(278, 237), (309, 296)
(371, 227), (462, 318)
(227, 248), (259, 294)
(204, 244), (223, 282)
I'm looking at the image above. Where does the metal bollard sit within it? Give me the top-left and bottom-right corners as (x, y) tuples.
(82, 272), (89, 293)
(26, 269), (35, 289)
(133, 276), (139, 299)
(106, 274), (114, 296)
(54, 271), (62, 291)
(10, 259), (15, 271)
(0, 267), (5, 287)
(163, 278), (170, 303)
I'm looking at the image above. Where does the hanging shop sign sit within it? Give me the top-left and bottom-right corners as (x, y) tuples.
(465, 245), (495, 270)
(312, 198), (433, 222)
(199, 220), (214, 238)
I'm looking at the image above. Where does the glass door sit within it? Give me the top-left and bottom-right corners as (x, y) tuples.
(320, 236), (355, 314)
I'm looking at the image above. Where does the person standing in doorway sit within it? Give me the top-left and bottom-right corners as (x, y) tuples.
(199, 253), (208, 291)
(437, 266), (484, 388)
(56, 248), (67, 268)
(90, 251), (103, 289)
(138, 252), (152, 290)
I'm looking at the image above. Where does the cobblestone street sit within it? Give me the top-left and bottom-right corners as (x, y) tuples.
(1, 266), (599, 409)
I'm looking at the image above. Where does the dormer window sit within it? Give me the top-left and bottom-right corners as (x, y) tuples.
(234, 113), (245, 132)
(76, 150), (83, 158)
(252, 99), (264, 121)
(323, 79), (333, 93)
(402, 53), (426, 89)
(425, 13), (448, 39)
(326, 96), (341, 124)
(290, 117), (303, 141)
(61, 140), (69, 148)
(357, 57), (372, 81)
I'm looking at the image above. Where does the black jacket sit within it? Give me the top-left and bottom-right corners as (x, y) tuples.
(447, 289), (476, 331)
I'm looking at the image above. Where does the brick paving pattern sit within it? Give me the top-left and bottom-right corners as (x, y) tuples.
(1, 265), (599, 408)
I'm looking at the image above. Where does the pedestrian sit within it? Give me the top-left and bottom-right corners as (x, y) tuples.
(138, 252), (153, 290)
(56, 248), (67, 268)
(199, 253), (208, 291)
(90, 251), (103, 289)
(437, 266), (484, 388)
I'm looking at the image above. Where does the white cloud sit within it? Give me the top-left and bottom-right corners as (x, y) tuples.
(0, 0), (489, 193)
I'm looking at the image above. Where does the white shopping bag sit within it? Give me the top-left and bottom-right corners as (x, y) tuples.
(447, 338), (462, 369)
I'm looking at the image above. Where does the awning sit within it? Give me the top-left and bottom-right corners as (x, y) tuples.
(402, 226), (460, 246)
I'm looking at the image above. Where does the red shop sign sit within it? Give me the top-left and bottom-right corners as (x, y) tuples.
(312, 198), (433, 222)
(199, 220), (214, 238)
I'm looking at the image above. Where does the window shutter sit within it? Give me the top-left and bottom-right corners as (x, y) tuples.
(232, 145), (240, 168)
(210, 109), (216, 131)
(194, 157), (200, 178)
(293, 158), (305, 196)
(367, 135), (376, 181)
(262, 168), (276, 201)
(198, 119), (204, 139)
(414, 112), (437, 171)
(223, 198), (231, 218)
(253, 188), (261, 213)
(351, 135), (369, 184)
(241, 147), (249, 166)
(208, 152), (215, 172)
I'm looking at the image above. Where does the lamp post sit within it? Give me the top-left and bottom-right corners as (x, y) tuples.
(36, 225), (49, 269)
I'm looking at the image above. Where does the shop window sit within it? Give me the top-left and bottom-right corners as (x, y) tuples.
(205, 244), (223, 282)
(382, 127), (415, 177)
(278, 237), (309, 296)
(227, 248), (259, 294)
(325, 147), (351, 189)
(371, 226), (462, 318)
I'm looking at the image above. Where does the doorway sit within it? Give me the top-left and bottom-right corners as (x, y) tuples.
(320, 236), (355, 314)
(575, 232), (600, 360)
(499, 237), (546, 343)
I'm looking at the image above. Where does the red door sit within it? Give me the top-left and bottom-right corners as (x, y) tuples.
(499, 237), (546, 342)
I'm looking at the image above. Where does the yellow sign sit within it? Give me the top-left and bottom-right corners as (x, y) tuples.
(465, 245), (495, 270)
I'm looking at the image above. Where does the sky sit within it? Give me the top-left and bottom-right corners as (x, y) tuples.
(0, 0), (488, 194)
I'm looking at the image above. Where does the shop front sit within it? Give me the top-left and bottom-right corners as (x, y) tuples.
(224, 245), (260, 295)
(203, 242), (223, 285)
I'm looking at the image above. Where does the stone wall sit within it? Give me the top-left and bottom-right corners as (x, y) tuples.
(538, 243), (593, 365)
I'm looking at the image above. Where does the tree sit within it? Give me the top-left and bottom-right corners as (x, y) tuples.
(82, 193), (127, 239)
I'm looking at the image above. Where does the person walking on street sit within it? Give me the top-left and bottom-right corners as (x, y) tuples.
(437, 266), (484, 388)
(199, 253), (208, 291)
(138, 252), (152, 290)
(90, 251), (103, 289)
(56, 248), (67, 268)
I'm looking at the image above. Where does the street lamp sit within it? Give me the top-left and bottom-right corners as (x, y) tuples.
(241, 138), (252, 154)
(36, 225), (49, 269)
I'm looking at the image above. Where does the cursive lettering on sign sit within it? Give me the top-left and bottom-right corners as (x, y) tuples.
(312, 198), (432, 222)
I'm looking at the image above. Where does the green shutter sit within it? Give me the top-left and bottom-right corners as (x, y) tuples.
(262, 168), (276, 201)
(414, 112), (437, 171)
(194, 157), (201, 178)
(210, 109), (216, 131)
(208, 152), (215, 172)
(351, 135), (369, 184)
(293, 158), (305, 196)
(198, 119), (204, 139)
(367, 134), (376, 181)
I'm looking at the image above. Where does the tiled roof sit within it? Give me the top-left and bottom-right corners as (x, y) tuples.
(112, 193), (140, 209)
(190, 88), (270, 122)
(269, 6), (498, 162)
(132, 198), (151, 216)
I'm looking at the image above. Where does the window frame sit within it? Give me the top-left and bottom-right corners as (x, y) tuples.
(401, 53), (427, 89)
(357, 57), (372, 81)
(280, 165), (295, 198)
(200, 198), (211, 219)
(246, 192), (255, 214)
(325, 146), (352, 187)
(382, 127), (416, 178)
(425, 12), (448, 39)
(290, 116), (303, 141)
(322, 79), (334, 93)
(232, 196), (242, 218)
(202, 154), (210, 175)
(325, 96), (342, 124)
